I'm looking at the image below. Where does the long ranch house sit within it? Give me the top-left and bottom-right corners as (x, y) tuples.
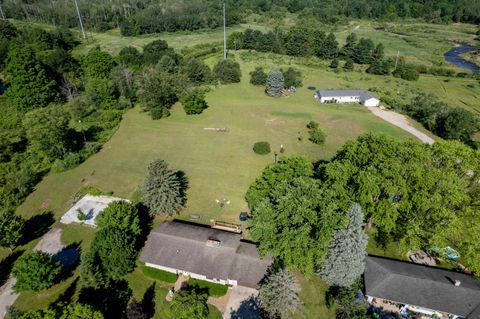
(140, 221), (272, 288)
(315, 89), (380, 106)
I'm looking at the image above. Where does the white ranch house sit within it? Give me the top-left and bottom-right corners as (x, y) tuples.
(315, 89), (380, 107)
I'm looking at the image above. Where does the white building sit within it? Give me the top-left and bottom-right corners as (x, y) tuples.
(315, 89), (380, 107)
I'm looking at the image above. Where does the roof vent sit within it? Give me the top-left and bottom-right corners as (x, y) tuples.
(206, 239), (221, 247)
(454, 280), (461, 287)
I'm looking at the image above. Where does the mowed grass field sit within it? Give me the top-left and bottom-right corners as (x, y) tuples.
(16, 54), (416, 227)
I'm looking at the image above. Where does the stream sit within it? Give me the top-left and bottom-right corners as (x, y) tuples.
(444, 44), (479, 72)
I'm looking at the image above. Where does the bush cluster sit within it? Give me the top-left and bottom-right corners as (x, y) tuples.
(253, 141), (271, 155)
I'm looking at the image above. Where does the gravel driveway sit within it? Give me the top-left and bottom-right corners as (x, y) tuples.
(367, 106), (435, 145)
(0, 228), (66, 319)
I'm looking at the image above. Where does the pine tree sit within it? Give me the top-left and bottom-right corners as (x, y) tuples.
(341, 33), (357, 58)
(317, 33), (338, 59)
(317, 203), (368, 288)
(343, 59), (354, 71)
(265, 70), (284, 97)
(259, 268), (303, 318)
(142, 159), (186, 215)
(330, 58), (339, 69)
(5, 44), (57, 110)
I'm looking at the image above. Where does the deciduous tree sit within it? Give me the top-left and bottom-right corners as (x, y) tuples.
(170, 289), (209, 319)
(12, 251), (63, 292)
(0, 210), (24, 251)
(213, 59), (241, 84)
(96, 201), (141, 236)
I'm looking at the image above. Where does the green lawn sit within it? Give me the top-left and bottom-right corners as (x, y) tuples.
(15, 53), (417, 226)
(289, 272), (336, 319)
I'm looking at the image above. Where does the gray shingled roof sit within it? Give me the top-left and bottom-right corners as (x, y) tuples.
(365, 256), (480, 318)
(140, 221), (272, 288)
(316, 89), (377, 100)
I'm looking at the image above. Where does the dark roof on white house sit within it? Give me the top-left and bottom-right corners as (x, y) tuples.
(140, 221), (272, 288)
(316, 89), (377, 100)
(365, 256), (480, 318)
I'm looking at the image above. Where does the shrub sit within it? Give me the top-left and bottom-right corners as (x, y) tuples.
(265, 70), (284, 97)
(12, 251), (63, 292)
(307, 121), (326, 145)
(187, 278), (228, 297)
(143, 266), (177, 283)
(182, 91), (209, 115)
(253, 141), (271, 155)
(249, 67), (268, 85)
(213, 59), (241, 84)
(281, 67), (302, 88)
(343, 59), (354, 71)
(329, 58), (339, 69)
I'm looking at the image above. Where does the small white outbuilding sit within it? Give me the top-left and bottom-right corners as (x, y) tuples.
(315, 89), (380, 107)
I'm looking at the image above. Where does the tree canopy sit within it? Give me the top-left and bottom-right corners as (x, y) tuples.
(5, 44), (57, 110)
(265, 70), (284, 97)
(12, 251), (63, 292)
(247, 156), (343, 274)
(0, 210), (24, 250)
(317, 133), (480, 273)
(170, 289), (209, 319)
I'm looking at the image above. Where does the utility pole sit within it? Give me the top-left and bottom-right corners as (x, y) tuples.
(74, 0), (86, 40)
(223, 3), (227, 60)
(0, 5), (5, 20)
(394, 50), (400, 69)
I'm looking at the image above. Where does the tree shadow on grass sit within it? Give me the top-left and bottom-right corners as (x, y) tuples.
(21, 211), (55, 245)
(54, 277), (79, 305)
(135, 203), (154, 250)
(174, 170), (189, 207)
(230, 295), (262, 319)
(142, 282), (156, 318)
(0, 250), (24, 286)
(79, 279), (132, 319)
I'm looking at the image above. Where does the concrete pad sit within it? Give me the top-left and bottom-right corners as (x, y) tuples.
(224, 286), (261, 319)
(60, 195), (130, 227)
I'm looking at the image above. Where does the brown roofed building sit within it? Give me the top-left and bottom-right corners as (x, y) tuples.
(140, 221), (272, 288)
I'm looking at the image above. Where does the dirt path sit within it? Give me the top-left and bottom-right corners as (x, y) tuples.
(0, 228), (65, 319)
(367, 106), (435, 145)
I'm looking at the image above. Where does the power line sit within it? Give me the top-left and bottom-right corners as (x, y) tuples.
(74, 0), (86, 40)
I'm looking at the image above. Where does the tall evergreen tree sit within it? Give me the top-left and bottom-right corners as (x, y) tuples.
(259, 268), (303, 318)
(5, 45), (57, 110)
(317, 33), (338, 59)
(142, 159), (186, 215)
(265, 70), (284, 97)
(317, 203), (368, 287)
(341, 33), (358, 58)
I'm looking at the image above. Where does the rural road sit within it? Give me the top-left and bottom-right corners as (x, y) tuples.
(0, 228), (65, 319)
(367, 106), (435, 145)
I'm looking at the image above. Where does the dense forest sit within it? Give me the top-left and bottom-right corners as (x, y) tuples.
(3, 0), (480, 35)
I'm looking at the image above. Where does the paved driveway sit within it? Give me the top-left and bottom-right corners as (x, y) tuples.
(367, 106), (435, 145)
(224, 286), (261, 319)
